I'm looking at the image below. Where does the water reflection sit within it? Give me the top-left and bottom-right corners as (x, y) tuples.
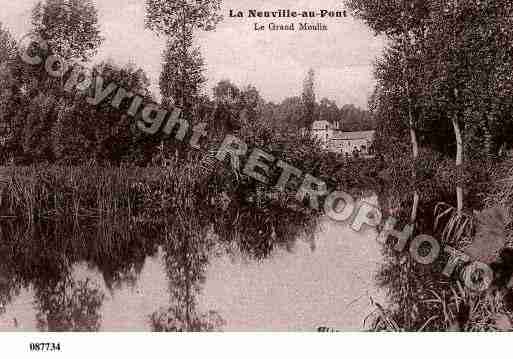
(34, 278), (104, 331)
(0, 203), (381, 331)
(148, 212), (224, 331)
(0, 218), (163, 331)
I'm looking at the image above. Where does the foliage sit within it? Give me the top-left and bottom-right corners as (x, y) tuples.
(160, 36), (205, 114)
(486, 153), (513, 245)
(145, 0), (222, 37)
(301, 68), (316, 129)
(1, 0), (107, 163)
(348, 0), (513, 331)
(148, 0), (221, 121)
(150, 307), (225, 332)
(31, 0), (104, 61)
(0, 22), (17, 64)
(35, 278), (105, 331)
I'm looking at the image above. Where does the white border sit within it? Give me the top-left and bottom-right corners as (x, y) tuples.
(2, 332), (511, 359)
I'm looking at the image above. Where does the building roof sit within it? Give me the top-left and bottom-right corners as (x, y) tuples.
(331, 130), (375, 140)
(311, 120), (331, 130)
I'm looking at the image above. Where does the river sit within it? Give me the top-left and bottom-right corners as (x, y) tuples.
(0, 199), (383, 331)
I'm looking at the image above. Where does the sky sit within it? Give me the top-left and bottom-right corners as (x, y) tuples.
(1, 0), (386, 109)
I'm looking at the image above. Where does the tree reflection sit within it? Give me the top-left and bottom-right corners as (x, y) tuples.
(150, 307), (224, 332)
(150, 212), (225, 332)
(90, 221), (160, 292)
(34, 278), (104, 331)
(0, 259), (21, 317)
(20, 222), (105, 331)
(0, 219), (150, 331)
(1, 173), (319, 332)
(0, 222), (41, 317)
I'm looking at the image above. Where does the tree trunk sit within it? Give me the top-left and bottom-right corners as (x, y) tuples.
(402, 21), (419, 224)
(181, 10), (187, 111)
(483, 114), (492, 159)
(184, 234), (191, 331)
(452, 0), (463, 216)
(409, 125), (419, 223)
(452, 112), (463, 215)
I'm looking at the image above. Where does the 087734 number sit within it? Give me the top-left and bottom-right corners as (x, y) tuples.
(29, 342), (61, 352)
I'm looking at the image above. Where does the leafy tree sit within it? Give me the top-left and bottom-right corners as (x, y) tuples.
(209, 79), (242, 136)
(301, 68), (316, 129)
(418, 1), (513, 213)
(348, 0), (427, 223)
(240, 84), (263, 122)
(146, 0), (222, 115)
(318, 98), (339, 125)
(346, 0), (430, 39)
(339, 103), (374, 131)
(145, 0), (222, 36)
(209, 80), (264, 141)
(160, 36), (205, 116)
(51, 61), (154, 165)
(0, 24), (20, 156)
(146, 0), (223, 166)
(31, 0), (103, 61)
(350, 0), (513, 331)
(21, 93), (58, 162)
(276, 97), (303, 131)
(0, 22), (17, 64)
(6, 0), (104, 163)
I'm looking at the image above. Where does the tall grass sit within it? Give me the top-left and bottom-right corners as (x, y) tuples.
(0, 158), (323, 260)
(372, 148), (513, 331)
(0, 165), (169, 223)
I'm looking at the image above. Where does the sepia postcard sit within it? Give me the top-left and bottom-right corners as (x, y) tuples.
(0, 0), (512, 353)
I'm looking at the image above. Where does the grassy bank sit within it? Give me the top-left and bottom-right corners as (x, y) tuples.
(369, 152), (513, 332)
(0, 160), (324, 259)
(0, 165), (165, 223)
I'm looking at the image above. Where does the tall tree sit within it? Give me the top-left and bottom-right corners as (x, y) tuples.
(0, 24), (19, 152)
(399, 3), (420, 223)
(301, 68), (316, 130)
(146, 0), (222, 115)
(146, 0), (222, 166)
(419, 1), (513, 213)
(348, 0), (428, 224)
(160, 36), (205, 116)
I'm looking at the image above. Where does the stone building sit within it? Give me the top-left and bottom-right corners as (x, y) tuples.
(311, 120), (374, 155)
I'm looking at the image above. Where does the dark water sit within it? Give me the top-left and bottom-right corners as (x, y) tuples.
(0, 201), (383, 331)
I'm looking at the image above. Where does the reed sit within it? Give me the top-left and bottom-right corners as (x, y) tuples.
(0, 165), (170, 223)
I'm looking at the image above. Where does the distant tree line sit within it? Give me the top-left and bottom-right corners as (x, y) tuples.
(0, 0), (373, 167)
